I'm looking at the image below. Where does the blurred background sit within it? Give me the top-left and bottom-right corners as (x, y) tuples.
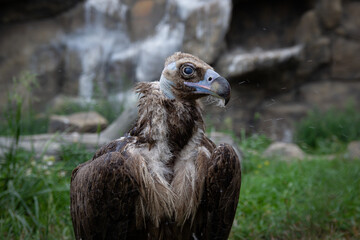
(0, 0), (359, 239)
(0, 0), (360, 142)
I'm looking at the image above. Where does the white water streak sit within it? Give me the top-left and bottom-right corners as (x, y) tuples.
(228, 45), (303, 75)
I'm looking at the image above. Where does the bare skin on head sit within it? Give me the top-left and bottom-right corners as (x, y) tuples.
(70, 52), (241, 240)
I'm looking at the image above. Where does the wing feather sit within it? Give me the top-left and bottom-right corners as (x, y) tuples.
(70, 139), (143, 240)
(204, 143), (242, 240)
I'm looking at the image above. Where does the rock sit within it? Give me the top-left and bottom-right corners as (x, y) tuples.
(341, 2), (360, 38)
(32, 45), (66, 104)
(226, 1), (310, 50)
(297, 37), (331, 76)
(216, 45), (303, 78)
(263, 142), (305, 160)
(181, 0), (232, 63)
(0, 0), (84, 24)
(62, 48), (81, 96)
(127, 0), (167, 41)
(331, 37), (360, 79)
(316, 0), (342, 29)
(299, 81), (360, 110)
(257, 103), (309, 142)
(1, 0), (360, 147)
(295, 10), (322, 44)
(134, 22), (184, 82)
(208, 131), (243, 162)
(347, 141), (360, 160)
(0, 20), (66, 111)
(107, 48), (137, 94)
(133, 0), (233, 81)
(48, 112), (108, 133)
(84, 0), (129, 29)
(120, 0), (233, 83)
(60, 2), (86, 32)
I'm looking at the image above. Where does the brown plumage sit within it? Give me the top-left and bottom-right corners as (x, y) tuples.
(70, 52), (241, 240)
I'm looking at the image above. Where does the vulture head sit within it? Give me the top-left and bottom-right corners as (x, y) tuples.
(159, 52), (231, 106)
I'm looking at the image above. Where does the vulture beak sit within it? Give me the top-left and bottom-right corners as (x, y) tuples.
(184, 69), (231, 105)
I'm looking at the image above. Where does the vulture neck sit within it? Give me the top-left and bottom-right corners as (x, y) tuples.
(159, 74), (175, 100)
(134, 82), (204, 156)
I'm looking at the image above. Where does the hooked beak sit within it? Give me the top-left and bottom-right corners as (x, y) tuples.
(184, 69), (231, 105)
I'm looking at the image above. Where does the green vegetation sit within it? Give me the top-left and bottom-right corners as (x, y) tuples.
(50, 98), (124, 124)
(0, 143), (92, 239)
(1, 133), (359, 239)
(0, 72), (49, 136)
(295, 105), (360, 154)
(230, 134), (360, 239)
(0, 76), (90, 238)
(0, 73), (93, 239)
(0, 73), (124, 136)
(0, 74), (359, 239)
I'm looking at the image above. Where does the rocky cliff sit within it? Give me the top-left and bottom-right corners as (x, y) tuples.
(0, 0), (359, 141)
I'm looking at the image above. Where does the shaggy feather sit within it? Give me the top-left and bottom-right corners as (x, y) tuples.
(70, 52), (241, 240)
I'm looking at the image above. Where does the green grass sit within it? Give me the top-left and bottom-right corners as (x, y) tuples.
(2, 135), (359, 239)
(1, 73), (359, 239)
(230, 135), (360, 240)
(1, 134), (359, 240)
(0, 72), (49, 136)
(295, 105), (360, 154)
(0, 144), (92, 239)
(231, 158), (360, 239)
(0, 75), (92, 238)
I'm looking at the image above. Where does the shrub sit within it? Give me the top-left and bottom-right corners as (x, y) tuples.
(295, 105), (360, 154)
(0, 72), (48, 136)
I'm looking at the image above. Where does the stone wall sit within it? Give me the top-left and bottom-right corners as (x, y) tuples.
(211, 0), (360, 141)
(0, 0), (359, 141)
(0, 0), (84, 23)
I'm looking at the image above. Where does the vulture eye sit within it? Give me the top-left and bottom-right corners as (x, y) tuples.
(181, 64), (195, 78)
(184, 67), (193, 75)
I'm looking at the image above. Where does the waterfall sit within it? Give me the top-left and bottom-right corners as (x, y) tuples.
(61, 0), (232, 102)
(63, 0), (130, 101)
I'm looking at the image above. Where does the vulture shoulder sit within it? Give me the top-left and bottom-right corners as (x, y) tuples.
(70, 136), (143, 239)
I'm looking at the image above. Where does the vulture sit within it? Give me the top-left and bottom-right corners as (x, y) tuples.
(70, 52), (241, 240)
